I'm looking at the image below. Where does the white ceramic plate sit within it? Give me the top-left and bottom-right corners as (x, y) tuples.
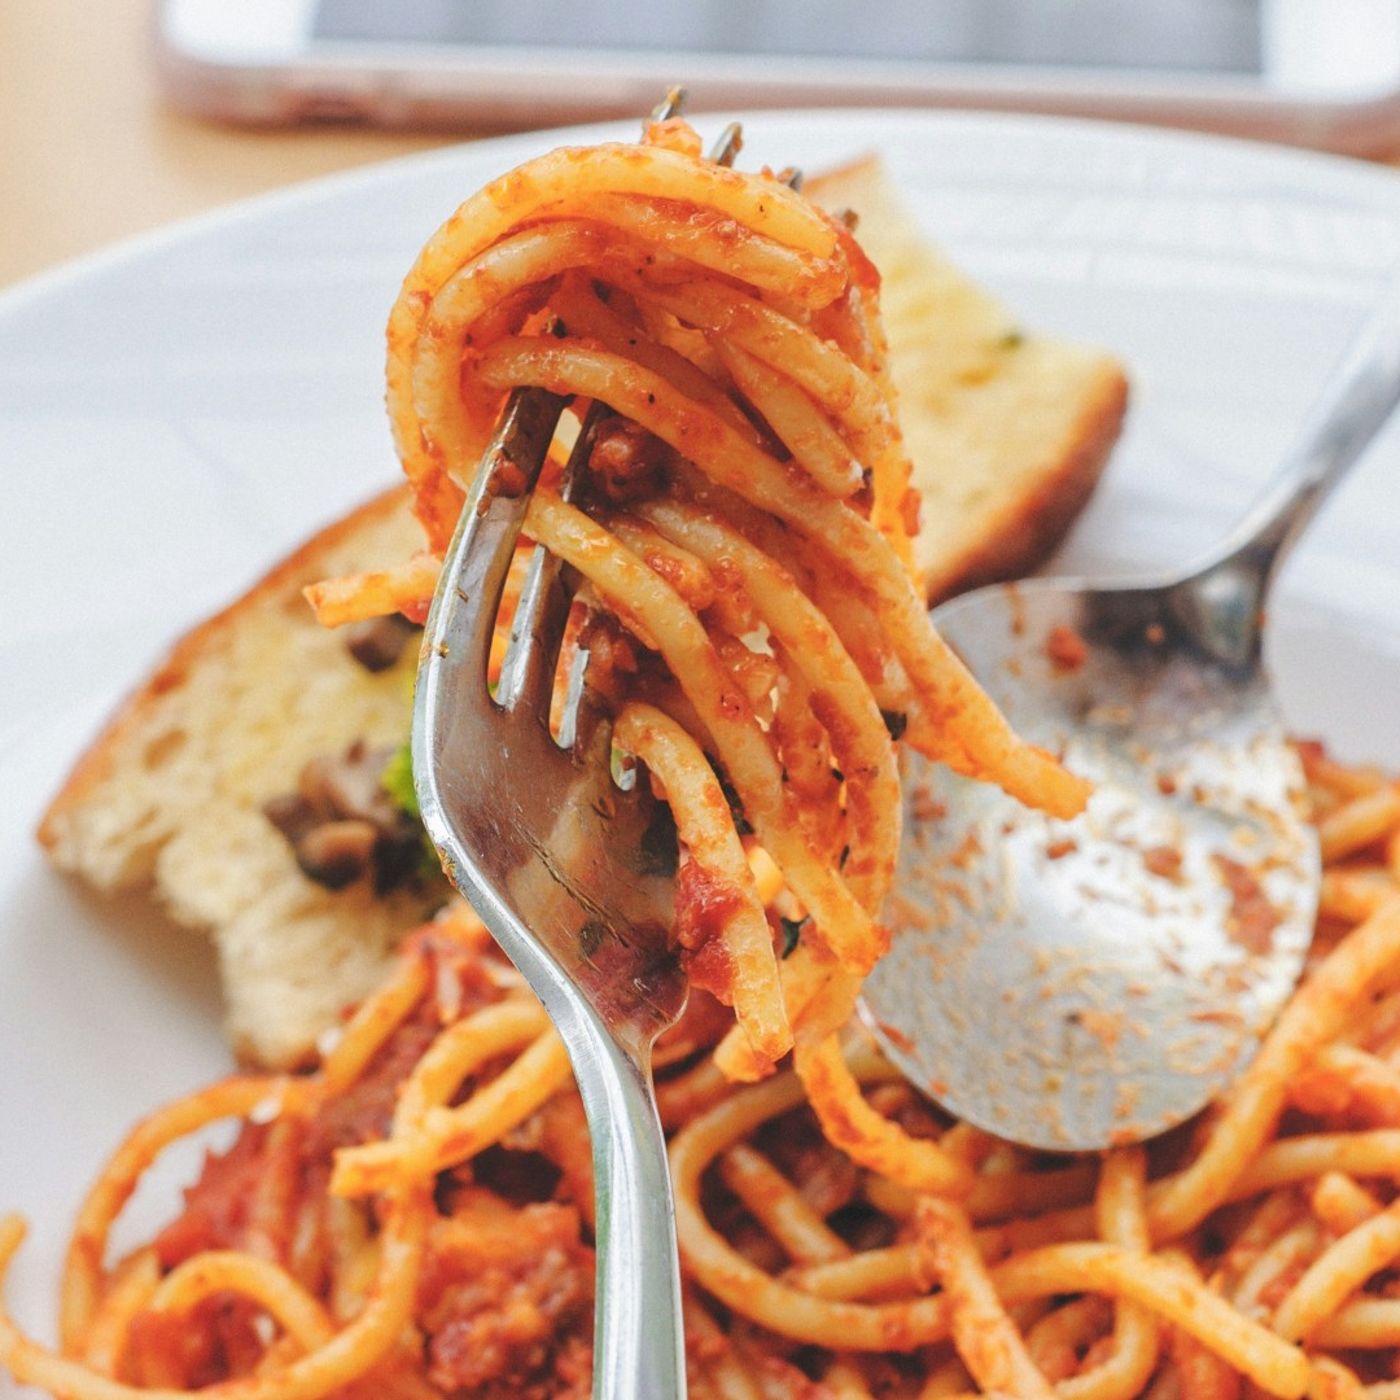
(4, 109), (1400, 1358)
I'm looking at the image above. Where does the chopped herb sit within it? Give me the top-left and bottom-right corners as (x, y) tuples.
(707, 756), (753, 835)
(779, 915), (809, 958)
(880, 709), (908, 742)
(830, 766), (845, 784)
(379, 741), (448, 886)
(839, 844), (851, 870)
(380, 741), (419, 820)
(999, 328), (1025, 350)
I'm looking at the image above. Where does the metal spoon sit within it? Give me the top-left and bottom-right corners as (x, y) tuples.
(862, 282), (1400, 1151)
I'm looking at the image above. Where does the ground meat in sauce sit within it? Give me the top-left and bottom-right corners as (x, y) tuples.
(153, 969), (457, 1266)
(136, 933), (599, 1392)
(154, 1123), (281, 1269)
(755, 1111), (865, 1221)
(307, 931), (509, 1158)
(127, 1295), (265, 1391)
(563, 604), (639, 711)
(586, 417), (668, 502)
(305, 1011), (442, 1158)
(419, 1201), (594, 1398)
(672, 857), (747, 1004)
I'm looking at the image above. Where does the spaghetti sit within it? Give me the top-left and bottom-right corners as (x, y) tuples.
(10, 119), (1400, 1399)
(8, 782), (1400, 1396)
(306, 114), (1085, 1099)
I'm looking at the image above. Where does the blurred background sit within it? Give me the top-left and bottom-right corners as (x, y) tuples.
(0, 2), (439, 286)
(6, 0), (1400, 288)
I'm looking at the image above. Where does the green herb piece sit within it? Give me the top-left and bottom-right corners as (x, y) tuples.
(999, 328), (1025, 350)
(779, 915), (809, 959)
(880, 710), (908, 742)
(380, 741), (420, 820)
(707, 756), (753, 835)
(376, 740), (448, 889)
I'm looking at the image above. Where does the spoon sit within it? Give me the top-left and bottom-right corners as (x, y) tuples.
(862, 281), (1400, 1151)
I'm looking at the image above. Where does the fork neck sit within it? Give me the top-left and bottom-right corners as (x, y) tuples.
(1169, 278), (1400, 672)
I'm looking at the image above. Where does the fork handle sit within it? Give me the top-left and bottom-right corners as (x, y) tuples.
(570, 1023), (687, 1399)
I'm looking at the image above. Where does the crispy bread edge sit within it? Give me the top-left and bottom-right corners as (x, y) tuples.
(37, 483), (415, 850)
(922, 366), (1130, 604)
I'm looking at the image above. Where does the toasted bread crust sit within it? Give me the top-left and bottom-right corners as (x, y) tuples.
(808, 154), (1127, 604)
(922, 366), (1128, 603)
(38, 484), (415, 849)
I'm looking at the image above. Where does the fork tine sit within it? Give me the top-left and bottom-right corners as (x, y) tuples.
(649, 86), (686, 125)
(707, 122), (743, 167)
(419, 99), (806, 1400)
(447, 130), (800, 728)
(429, 386), (564, 687)
(492, 542), (568, 716)
(495, 401), (610, 720)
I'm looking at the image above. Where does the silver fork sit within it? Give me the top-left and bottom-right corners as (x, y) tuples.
(414, 391), (686, 1399)
(412, 93), (730, 1400)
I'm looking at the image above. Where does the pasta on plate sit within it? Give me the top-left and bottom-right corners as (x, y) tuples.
(8, 116), (1400, 1400)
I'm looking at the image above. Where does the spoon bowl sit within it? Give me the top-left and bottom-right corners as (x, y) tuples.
(863, 574), (1317, 1151)
(862, 273), (1400, 1150)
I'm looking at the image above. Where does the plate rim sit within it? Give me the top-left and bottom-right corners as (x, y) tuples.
(6, 104), (1400, 324)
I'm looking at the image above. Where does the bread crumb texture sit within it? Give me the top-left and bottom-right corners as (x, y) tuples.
(39, 489), (438, 1067)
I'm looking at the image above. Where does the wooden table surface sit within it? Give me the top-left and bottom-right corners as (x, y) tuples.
(6, 0), (1400, 292)
(0, 0), (455, 288)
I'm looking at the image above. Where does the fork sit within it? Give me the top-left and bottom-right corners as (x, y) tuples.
(412, 95), (714, 1400)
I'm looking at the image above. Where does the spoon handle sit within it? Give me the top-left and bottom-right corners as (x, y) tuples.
(1202, 276), (1400, 594)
